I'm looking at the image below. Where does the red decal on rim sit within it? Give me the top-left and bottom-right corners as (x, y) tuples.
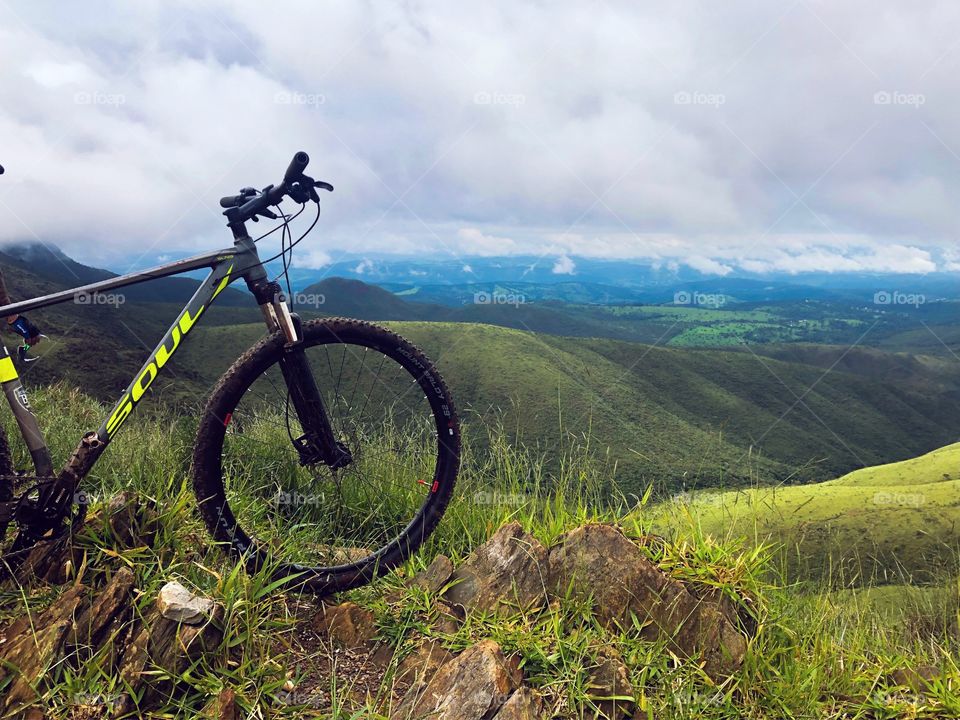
(223, 412), (232, 427)
(431, 480), (440, 493)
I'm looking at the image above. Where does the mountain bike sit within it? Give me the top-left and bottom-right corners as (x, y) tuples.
(0, 152), (460, 594)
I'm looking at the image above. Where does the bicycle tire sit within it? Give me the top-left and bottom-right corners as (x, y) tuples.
(192, 317), (460, 595)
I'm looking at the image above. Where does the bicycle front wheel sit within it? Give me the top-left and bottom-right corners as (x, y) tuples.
(192, 318), (460, 594)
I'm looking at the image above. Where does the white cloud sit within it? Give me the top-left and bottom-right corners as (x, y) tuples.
(353, 258), (374, 274)
(2, 2), (960, 274)
(686, 256), (733, 276)
(456, 228), (516, 256)
(552, 255), (576, 274)
(291, 249), (332, 270)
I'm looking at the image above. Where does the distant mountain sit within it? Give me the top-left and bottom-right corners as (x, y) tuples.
(297, 277), (444, 320)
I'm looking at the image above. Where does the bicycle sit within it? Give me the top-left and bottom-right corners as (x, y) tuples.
(0, 152), (460, 594)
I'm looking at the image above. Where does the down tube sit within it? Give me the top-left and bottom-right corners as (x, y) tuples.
(97, 260), (236, 444)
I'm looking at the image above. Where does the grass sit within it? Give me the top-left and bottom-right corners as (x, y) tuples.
(0, 386), (956, 717)
(650, 443), (960, 585)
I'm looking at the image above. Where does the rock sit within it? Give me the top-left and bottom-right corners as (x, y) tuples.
(431, 600), (464, 635)
(586, 648), (633, 719)
(104, 490), (160, 548)
(158, 580), (217, 624)
(392, 639), (520, 720)
(117, 587), (225, 714)
(69, 566), (136, 646)
(444, 522), (550, 614)
(409, 554), (454, 594)
(0, 583), (89, 713)
(549, 524), (746, 677)
(494, 687), (543, 719)
(216, 688), (240, 720)
(396, 639), (455, 686)
(312, 601), (377, 648)
(891, 664), (940, 692)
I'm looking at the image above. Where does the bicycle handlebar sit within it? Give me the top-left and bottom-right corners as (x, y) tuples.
(220, 151), (333, 226)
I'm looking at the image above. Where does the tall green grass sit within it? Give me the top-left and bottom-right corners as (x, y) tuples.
(0, 386), (957, 718)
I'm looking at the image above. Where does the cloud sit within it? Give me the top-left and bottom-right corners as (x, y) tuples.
(686, 256), (733, 276)
(353, 258), (374, 274)
(290, 249), (332, 270)
(552, 255), (576, 274)
(456, 228), (517, 256)
(2, 2), (960, 274)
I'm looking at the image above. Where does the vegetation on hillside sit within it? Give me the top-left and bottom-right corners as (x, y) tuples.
(0, 388), (957, 718)
(653, 442), (960, 585)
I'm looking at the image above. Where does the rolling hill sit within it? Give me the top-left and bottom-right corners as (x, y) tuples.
(175, 319), (960, 496)
(651, 442), (960, 584)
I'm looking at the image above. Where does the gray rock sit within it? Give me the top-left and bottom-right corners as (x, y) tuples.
(548, 524), (747, 677)
(409, 554), (454, 594)
(157, 581), (217, 625)
(444, 522), (549, 614)
(392, 639), (520, 720)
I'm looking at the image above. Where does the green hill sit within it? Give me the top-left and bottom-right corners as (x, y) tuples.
(175, 320), (960, 495)
(652, 442), (960, 583)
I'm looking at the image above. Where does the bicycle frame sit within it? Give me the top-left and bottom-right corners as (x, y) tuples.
(0, 233), (282, 482)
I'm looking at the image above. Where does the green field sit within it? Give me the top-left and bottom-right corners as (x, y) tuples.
(652, 442), (960, 584)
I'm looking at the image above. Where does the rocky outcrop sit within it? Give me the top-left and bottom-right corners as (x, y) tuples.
(0, 493), (225, 717)
(444, 522), (550, 614)
(377, 521), (753, 719)
(549, 523), (747, 676)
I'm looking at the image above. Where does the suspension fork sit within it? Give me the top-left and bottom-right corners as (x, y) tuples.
(244, 256), (351, 469)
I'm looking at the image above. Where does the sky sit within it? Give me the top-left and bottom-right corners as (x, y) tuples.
(2, 1), (960, 277)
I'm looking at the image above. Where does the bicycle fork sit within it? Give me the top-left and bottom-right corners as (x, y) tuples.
(257, 287), (352, 470)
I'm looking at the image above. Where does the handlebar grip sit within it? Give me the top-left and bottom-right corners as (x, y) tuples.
(284, 151), (310, 183)
(220, 194), (245, 208)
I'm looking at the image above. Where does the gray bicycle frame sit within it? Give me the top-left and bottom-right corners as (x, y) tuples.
(0, 234), (281, 477)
